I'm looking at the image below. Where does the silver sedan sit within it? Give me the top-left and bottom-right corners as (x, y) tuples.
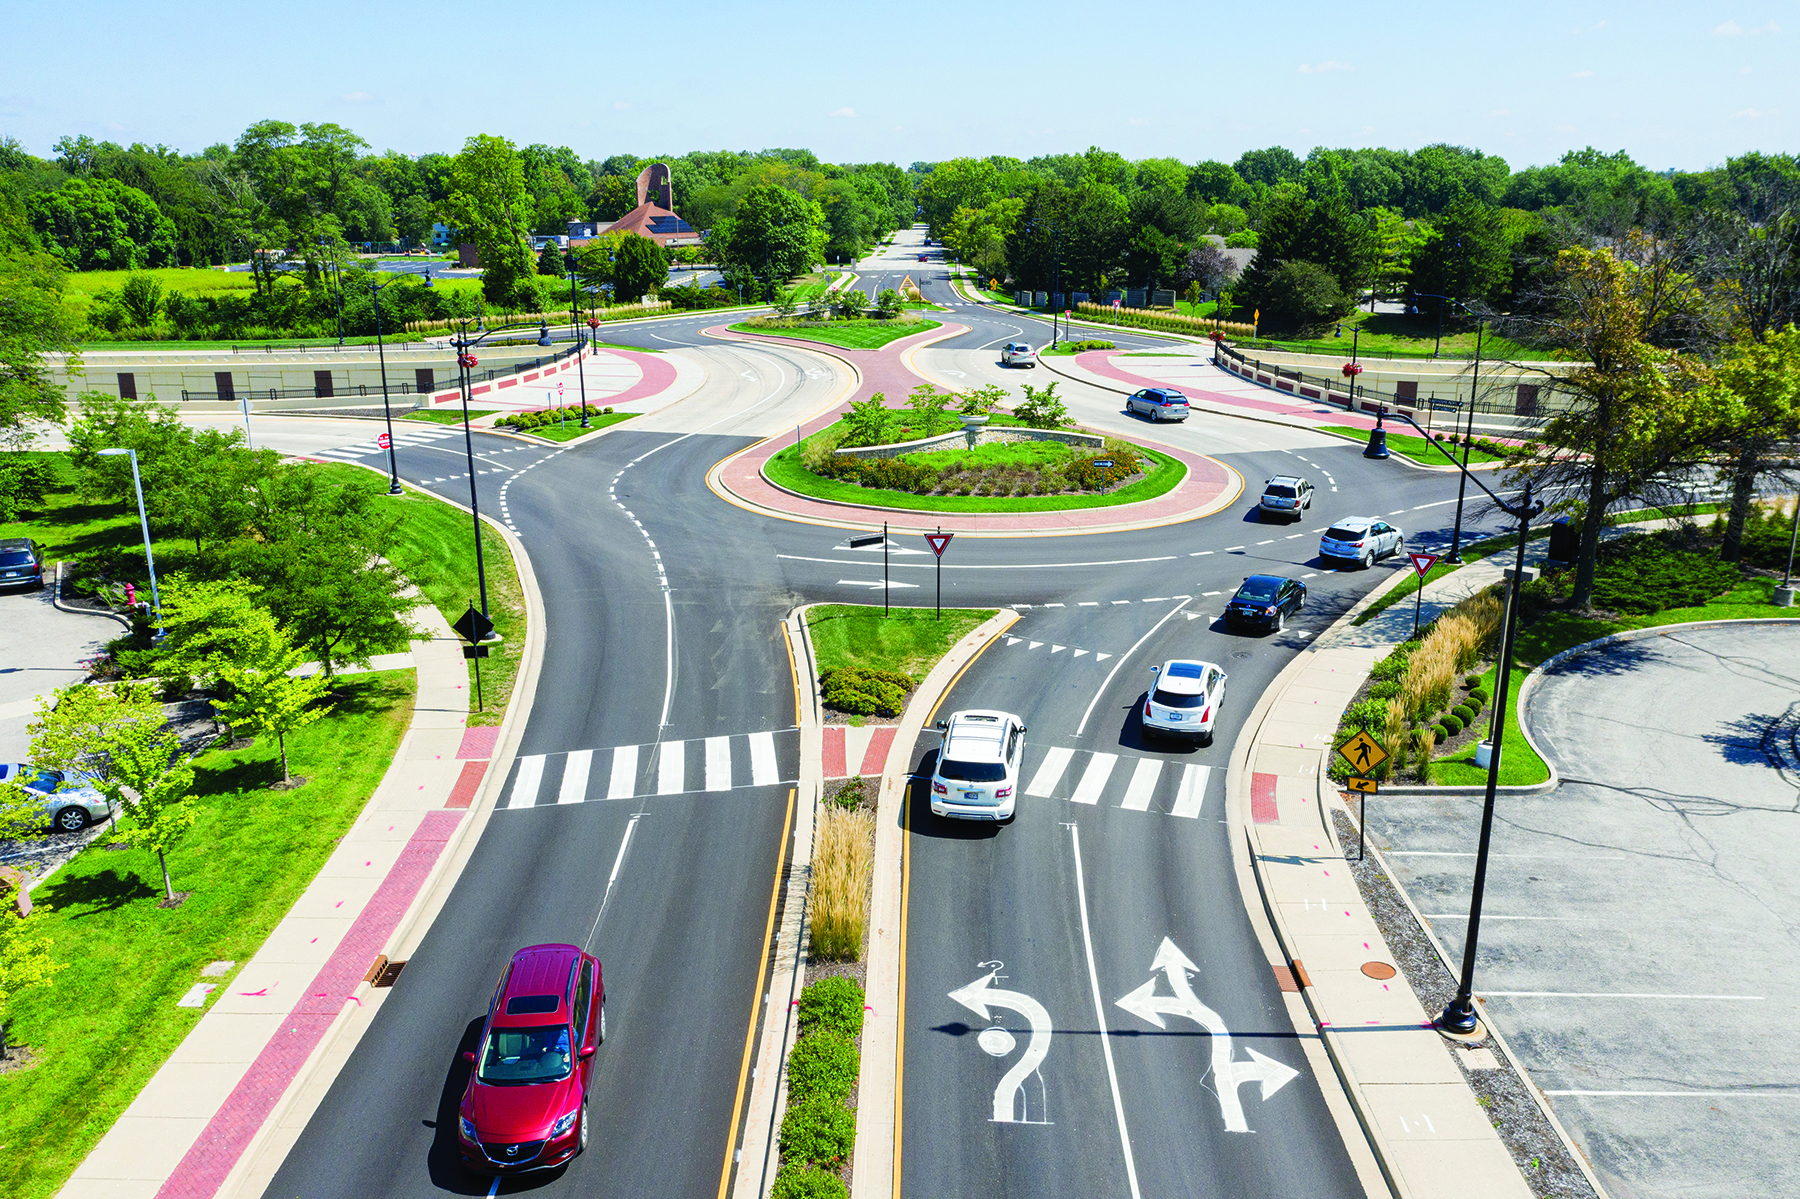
(0, 763), (116, 832)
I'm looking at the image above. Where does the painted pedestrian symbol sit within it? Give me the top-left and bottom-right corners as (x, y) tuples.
(1337, 729), (1388, 773)
(1114, 938), (1299, 1133)
(948, 962), (1052, 1124)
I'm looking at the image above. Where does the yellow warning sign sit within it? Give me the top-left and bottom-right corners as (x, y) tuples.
(1337, 731), (1389, 773)
(1346, 776), (1378, 794)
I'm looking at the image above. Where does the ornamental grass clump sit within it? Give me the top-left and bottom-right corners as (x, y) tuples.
(1400, 635), (1457, 723)
(810, 807), (874, 962)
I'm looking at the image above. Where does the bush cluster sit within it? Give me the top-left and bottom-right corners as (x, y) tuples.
(1074, 302), (1255, 338)
(787, 1028), (859, 1104)
(496, 405), (614, 431)
(1591, 532), (1742, 613)
(817, 446), (1144, 498)
(771, 1166), (849, 1199)
(774, 978), (867, 1184)
(663, 283), (744, 310)
(829, 776), (868, 810)
(1059, 339), (1116, 352)
(797, 976), (866, 1038)
(777, 1097), (855, 1171)
(819, 666), (915, 717)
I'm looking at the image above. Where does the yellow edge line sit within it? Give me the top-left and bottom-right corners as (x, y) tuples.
(718, 783), (797, 1199)
(895, 627), (1011, 1199)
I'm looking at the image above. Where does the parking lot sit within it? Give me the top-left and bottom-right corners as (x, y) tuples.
(1371, 622), (1800, 1199)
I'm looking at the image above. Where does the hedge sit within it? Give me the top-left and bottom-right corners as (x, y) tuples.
(797, 977), (866, 1039)
(787, 1029), (859, 1105)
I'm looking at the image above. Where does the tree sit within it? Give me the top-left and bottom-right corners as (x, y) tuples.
(446, 135), (537, 310)
(0, 455), (53, 522)
(904, 383), (953, 437)
(1237, 182), (1368, 321)
(1013, 381), (1072, 429)
(1233, 147), (1303, 190)
(841, 395), (892, 446)
(213, 612), (330, 785)
(1177, 242), (1239, 294)
(1503, 242), (1716, 608)
(1408, 197), (1513, 314)
(26, 177), (178, 270)
(151, 575), (274, 684)
(29, 682), (197, 902)
(0, 903), (62, 1057)
(1706, 327), (1800, 561)
(714, 184), (825, 297)
(0, 246), (82, 438)
(536, 240), (563, 276)
(610, 233), (670, 302)
(1262, 261), (1345, 332)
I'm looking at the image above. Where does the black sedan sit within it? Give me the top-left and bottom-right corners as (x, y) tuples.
(1224, 574), (1306, 633)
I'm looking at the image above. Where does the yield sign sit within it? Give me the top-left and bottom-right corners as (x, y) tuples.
(376, 432), (392, 450)
(925, 532), (953, 558)
(1407, 551), (1439, 578)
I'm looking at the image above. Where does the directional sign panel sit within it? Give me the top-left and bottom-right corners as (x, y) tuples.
(1346, 776), (1378, 794)
(1407, 551), (1439, 578)
(1337, 730), (1388, 773)
(925, 532), (953, 558)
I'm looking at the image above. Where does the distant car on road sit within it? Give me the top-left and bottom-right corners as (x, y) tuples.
(1125, 387), (1189, 422)
(917, 252), (928, 261)
(1320, 518), (1404, 569)
(1001, 343), (1037, 368)
(930, 710), (1026, 821)
(0, 763), (113, 831)
(1224, 574), (1307, 633)
(1142, 660), (1228, 744)
(1258, 476), (1314, 521)
(459, 943), (605, 1176)
(0, 538), (45, 591)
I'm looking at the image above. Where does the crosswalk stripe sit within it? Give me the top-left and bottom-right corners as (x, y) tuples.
(657, 741), (684, 794)
(1120, 758), (1163, 811)
(1025, 747), (1073, 797)
(750, 731), (777, 786)
(509, 755), (545, 808)
(704, 736), (730, 792)
(558, 749), (592, 805)
(607, 745), (638, 799)
(1071, 753), (1117, 804)
(1172, 764), (1210, 818)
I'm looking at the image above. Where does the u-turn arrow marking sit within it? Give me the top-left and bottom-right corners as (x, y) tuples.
(949, 966), (1053, 1123)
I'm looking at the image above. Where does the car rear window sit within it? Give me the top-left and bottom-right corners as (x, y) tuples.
(1325, 526), (1365, 541)
(939, 758), (1007, 782)
(1236, 581), (1279, 601)
(0, 549), (34, 566)
(505, 994), (561, 1015)
(1264, 485), (1297, 498)
(1152, 689), (1207, 709)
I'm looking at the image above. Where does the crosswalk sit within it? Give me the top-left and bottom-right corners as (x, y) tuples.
(500, 730), (799, 810)
(307, 425), (476, 463)
(1017, 746), (1213, 819)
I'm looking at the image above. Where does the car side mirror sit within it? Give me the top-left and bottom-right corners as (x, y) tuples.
(580, 1045), (596, 1060)
(1149, 665), (1160, 675)
(934, 719), (948, 732)
(1019, 725), (1027, 734)
(462, 1050), (476, 1064)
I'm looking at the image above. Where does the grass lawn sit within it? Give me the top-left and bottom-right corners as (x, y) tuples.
(765, 442), (1185, 513)
(405, 408), (498, 425)
(900, 439), (1076, 472)
(510, 411), (638, 442)
(1173, 300), (1219, 318)
(806, 605), (996, 679)
(0, 453), (143, 585)
(0, 670), (415, 1199)
(60, 266), (257, 307)
(1252, 311), (1546, 361)
(786, 273), (831, 303)
(728, 319), (942, 351)
(1319, 425), (1509, 466)
(1042, 340), (1119, 356)
(589, 341), (660, 353)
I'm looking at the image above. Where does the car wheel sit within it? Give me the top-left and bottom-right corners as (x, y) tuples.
(1360, 552), (1372, 570)
(1275, 609), (1286, 632)
(54, 806), (88, 833)
(579, 1100), (589, 1154)
(1201, 729), (1214, 747)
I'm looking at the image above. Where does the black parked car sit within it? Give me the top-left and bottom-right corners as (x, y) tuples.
(1225, 574), (1306, 633)
(0, 538), (45, 591)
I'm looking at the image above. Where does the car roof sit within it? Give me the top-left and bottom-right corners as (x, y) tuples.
(1264, 475), (1305, 486)
(1145, 387), (1186, 398)
(0, 538), (33, 551)
(943, 710), (1015, 760)
(1328, 517), (1376, 530)
(1156, 659), (1218, 694)
(495, 943), (581, 1026)
(1239, 574), (1292, 588)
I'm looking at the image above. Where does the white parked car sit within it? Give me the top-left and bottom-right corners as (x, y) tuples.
(1143, 661), (1228, 745)
(0, 763), (115, 832)
(1320, 518), (1405, 569)
(930, 710), (1026, 821)
(1001, 343), (1037, 368)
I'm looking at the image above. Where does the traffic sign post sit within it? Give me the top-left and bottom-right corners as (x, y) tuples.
(376, 431), (391, 451)
(453, 601), (497, 710)
(1338, 731), (1389, 863)
(1094, 457), (1115, 494)
(925, 529), (953, 619)
(1346, 775), (1378, 860)
(1407, 551), (1440, 637)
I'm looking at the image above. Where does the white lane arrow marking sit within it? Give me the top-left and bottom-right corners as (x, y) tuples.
(1114, 937), (1300, 1133)
(834, 579), (920, 590)
(949, 967), (1054, 1124)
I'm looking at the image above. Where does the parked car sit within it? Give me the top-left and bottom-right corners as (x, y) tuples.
(459, 944), (605, 1176)
(1320, 518), (1404, 569)
(1224, 574), (1307, 633)
(1142, 660), (1228, 745)
(0, 763), (114, 832)
(1258, 476), (1313, 521)
(1001, 343), (1037, 368)
(0, 538), (45, 591)
(1125, 388), (1190, 422)
(930, 710), (1026, 821)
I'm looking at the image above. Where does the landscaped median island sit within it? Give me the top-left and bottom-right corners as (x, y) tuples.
(766, 382), (1184, 513)
(777, 604), (996, 1197)
(493, 404), (636, 442)
(729, 314), (942, 351)
(1331, 515), (1800, 789)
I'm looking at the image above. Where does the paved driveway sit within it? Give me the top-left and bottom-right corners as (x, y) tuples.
(0, 586), (117, 761)
(1371, 622), (1800, 1199)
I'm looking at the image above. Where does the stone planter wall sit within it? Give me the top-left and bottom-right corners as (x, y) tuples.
(834, 427), (1105, 460)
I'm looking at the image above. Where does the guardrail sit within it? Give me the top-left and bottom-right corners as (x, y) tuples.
(178, 342), (583, 402)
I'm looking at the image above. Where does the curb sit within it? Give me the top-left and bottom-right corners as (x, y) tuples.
(50, 560), (131, 629)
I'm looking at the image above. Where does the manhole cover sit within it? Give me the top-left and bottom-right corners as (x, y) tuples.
(1230, 651), (1253, 660)
(1361, 961), (1397, 980)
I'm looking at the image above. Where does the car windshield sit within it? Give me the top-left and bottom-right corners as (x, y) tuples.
(1325, 526), (1366, 542)
(939, 758), (1007, 782)
(1152, 689), (1207, 709)
(0, 549), (33, 566)
(1265, 485), (1297, 498)
(477, 1024), (573, 1085)
(1236, 581), (1279, 601)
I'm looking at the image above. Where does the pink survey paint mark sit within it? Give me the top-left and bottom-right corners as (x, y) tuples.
(241, 988), (269, 996)
(334, 901), (344, 908)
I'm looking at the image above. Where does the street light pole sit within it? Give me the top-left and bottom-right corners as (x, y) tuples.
(96, 448), (160, 621)
(566, 252), (590, 428)
(369, 278), (404, 495)
(1446, 317), (1485, 563)
(451, 324), (492, 620)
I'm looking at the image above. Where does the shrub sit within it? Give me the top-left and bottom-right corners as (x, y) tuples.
(810, 808), (875, 961)
(1412, 727), (1437, 784)
(1061, 339), (1116, 352)
(778, 1095), (855, 1169)
(1452, 703), (1478, 724)
(603, 406), (614, 414)
(1469, 686), (1490, 705)
(819, 666), (913, 717)
(801, 429), (845, 473)
(1369, 645), (1412, 682)
(1440, 712), (1465, 736)
(1591, 533), (1742, 613)
(797, 977), (866, 1038)
(771, 1165), (849, 1199)
(1368, 679), (1401, 700)
(829, 776), (867, 810)
(1400, 636), (1456, 722)
(1464, 674), (1482, 689)
(1342, 698), (1391, 736)
(1061, 448), (1142, 491)
(1432, 722), (1452, 742)
(787, 1028), (859, 1104)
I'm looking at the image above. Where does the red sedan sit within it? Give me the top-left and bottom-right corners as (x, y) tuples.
(458, 944), (606, 1175)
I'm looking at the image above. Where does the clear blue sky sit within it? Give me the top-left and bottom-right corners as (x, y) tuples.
(4, 0), (1792, 171)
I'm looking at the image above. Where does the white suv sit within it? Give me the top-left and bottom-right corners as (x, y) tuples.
(1143, 660), (1227, 745)
(1001, 343), (1037, 368)
(930, 710), (1026, 821)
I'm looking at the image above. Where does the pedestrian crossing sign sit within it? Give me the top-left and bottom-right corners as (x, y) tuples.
(1337, 730), (1388, 773)
(1346, 776), (1378, 794)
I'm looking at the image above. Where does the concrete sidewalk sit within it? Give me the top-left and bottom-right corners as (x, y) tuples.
(58, 595), (511, 1199)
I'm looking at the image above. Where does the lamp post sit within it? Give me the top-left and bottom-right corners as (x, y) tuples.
(1413, 293), (1489, 564)
(96, 448), (160, 622)
(368, 277), (405, 495)
(564, 251), (591, 428)
(318, 239), (345, 348)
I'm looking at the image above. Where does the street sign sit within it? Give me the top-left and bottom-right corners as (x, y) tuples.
(452, 603), (494, 646)
(1346, 776), (1378, 794)
(1094, 458), (1115, 469)
(1337, 729), (1389, 773)
(1429, 398), (1461, 412)
(1408, 551), (1439, 578)
(376, 432), (391, 450)
(461, 645), (490, 659)
(925, 532), (953, 558)
(848, 533), (885, 548)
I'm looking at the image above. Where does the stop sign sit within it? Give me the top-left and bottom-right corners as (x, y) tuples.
(377, 432), (391, 450)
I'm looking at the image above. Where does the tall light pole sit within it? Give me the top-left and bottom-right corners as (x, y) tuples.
(565, 250), (592, 428)
(1414, 293), (1489, 563)
(96, 448), (160, 621)
(318, 239), (345, 348)
(368, 277), (405, 495)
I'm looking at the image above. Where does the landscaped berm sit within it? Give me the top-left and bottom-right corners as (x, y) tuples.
(766, 382), (1184, 514)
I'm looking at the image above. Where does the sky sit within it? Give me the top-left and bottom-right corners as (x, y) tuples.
(3, 0), (1793, 172)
